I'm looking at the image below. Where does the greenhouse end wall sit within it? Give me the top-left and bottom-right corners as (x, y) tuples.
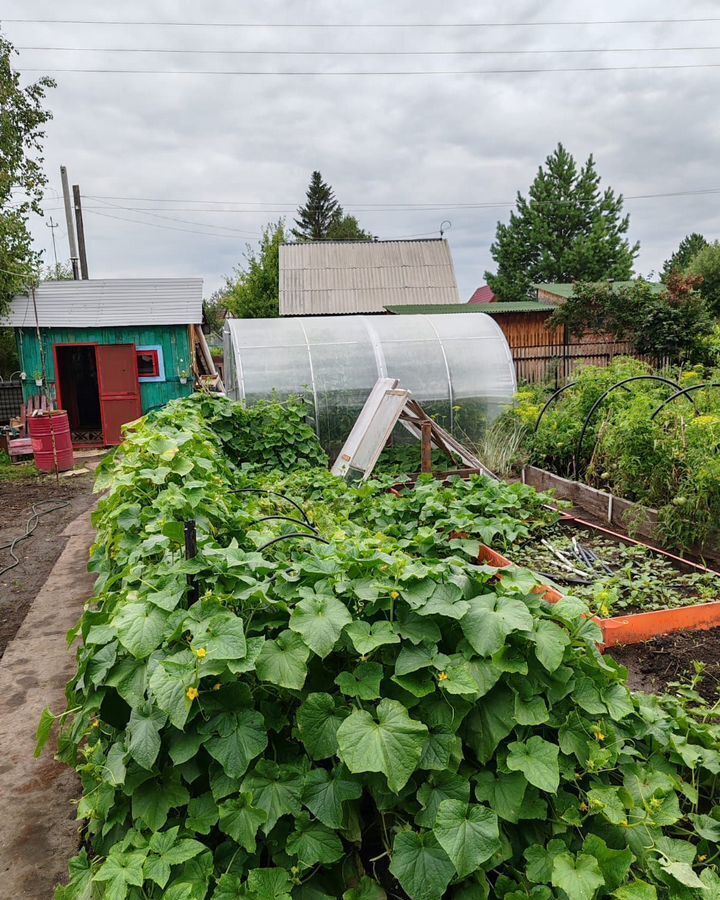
(223, 313), (516, 452)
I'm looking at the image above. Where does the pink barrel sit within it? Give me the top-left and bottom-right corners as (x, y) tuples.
(29, 410), (75, 473)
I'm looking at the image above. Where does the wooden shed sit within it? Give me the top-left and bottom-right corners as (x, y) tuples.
(4, 278), (206, 447)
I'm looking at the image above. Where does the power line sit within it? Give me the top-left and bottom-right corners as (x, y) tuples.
(86, 197), (261, 234)
(5, 16), (720, 27)
(16, 62), (720, 75)
(16, 45), (720, 56)
(84, 208), (254, 239)
(74, 187), (720, 210)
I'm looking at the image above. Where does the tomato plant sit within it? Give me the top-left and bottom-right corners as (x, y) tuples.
(42, 395), (720, 899)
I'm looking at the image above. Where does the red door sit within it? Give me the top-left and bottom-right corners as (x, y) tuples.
(96, 344), (143, 445)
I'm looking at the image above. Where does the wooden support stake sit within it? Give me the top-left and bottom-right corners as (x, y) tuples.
(420, 420), (433, 473)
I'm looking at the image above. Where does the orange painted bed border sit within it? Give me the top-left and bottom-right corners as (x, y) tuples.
(476, 543), (720, 647)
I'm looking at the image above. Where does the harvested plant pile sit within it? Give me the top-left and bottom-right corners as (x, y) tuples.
(511, 524), (720, 617)
(43, 395), (720, 899)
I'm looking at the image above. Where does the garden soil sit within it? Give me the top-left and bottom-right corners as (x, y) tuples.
(609, 628), (720, 704)
(0, 470), (96, 658)
(0, 507), (96, 897)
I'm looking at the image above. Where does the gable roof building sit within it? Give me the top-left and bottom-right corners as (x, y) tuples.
(279, 238), (460, 316)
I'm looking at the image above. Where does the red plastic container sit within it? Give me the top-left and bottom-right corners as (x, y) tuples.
(29, 410), (75, 473)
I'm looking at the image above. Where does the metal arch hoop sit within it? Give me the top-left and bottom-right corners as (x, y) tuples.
(533, 382), (577, 434)
(573, 375), (689, 477)
(533, 378), (637, 435)
(650, 382), (720, 420)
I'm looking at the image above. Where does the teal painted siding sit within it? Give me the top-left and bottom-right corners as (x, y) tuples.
(16, 325), (193, 413)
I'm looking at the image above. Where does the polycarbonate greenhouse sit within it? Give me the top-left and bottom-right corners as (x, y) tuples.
(223, 313), (516, 452)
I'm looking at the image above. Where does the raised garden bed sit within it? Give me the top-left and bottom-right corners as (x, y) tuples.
(522, 464), (720, 565)
(477, 516), (720, 648)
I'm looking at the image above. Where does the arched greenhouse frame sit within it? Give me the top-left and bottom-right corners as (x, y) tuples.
(223, 313), (517, 452)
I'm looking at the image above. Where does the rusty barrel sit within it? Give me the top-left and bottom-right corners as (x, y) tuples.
(29, 410), (75, 473)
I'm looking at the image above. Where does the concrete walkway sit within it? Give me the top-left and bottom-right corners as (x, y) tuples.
(0, 510), (96, 898)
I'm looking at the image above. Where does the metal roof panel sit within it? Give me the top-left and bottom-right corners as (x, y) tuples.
(5, 278), (204, 328)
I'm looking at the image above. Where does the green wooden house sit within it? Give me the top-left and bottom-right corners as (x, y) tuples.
(5, 278), (204, 446)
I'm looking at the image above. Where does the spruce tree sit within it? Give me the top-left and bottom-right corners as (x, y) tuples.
(485, 144), (638, 302)
(291, 171), (374, 241)
(661, 232), (708, 281)
(291, 171), (339, 241)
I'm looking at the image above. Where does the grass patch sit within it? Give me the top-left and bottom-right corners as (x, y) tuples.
(0, 451), (38, 482)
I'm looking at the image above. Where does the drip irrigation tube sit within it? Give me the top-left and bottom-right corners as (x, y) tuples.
(0, 500), (71, 577)
(650, 382), (720, 419)
(251, 515), (319, 534)
(229, 488), (313, 526)
(258, 532), (330, 551)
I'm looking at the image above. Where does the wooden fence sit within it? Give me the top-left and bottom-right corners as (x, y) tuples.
(512, 340), (658, 386)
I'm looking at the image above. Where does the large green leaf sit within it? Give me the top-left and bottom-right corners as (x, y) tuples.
(286, 812), (344, 867)
(389, 831), (455, 900)
(301, 766), (362, 828)
(148, 649), (196, 729)
(611, 884), (658, 900)
(131, 772), (189, 831)
(289, 593), (352, 658)
(507, 736), (560, 793)
(126, 704), (166, 770)
(296, 693), (349, 759)
(242, 760), (304, 832)
(191, 612), (247, 661)
(531, 619), (570, 672)
(460, 593), (533, 657)
(255, 630), (310, 690)
(343, 876), (387, 900)
(114, 602), (169, 659)
(247, 868), (293, 899)
(416, 771), (470, 828)
(344, 620), (400, 655)
(551, 851), (605, 900)
(202, 709), (268, 779)
(218, 792), (268, 852)
(433, 800), (500, 877)
(474, 771), (528, 824)
(583, 835), (633, 892)
(335, 662), (383, 700)
(464, 684), (514, 764)
(336, 699), (428, 792)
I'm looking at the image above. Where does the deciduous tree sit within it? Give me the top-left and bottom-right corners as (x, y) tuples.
(223, 220), (285, 319)
(0, 32), (55, 316)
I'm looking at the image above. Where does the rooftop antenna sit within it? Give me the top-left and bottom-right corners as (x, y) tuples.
(439, 220), (451, 238)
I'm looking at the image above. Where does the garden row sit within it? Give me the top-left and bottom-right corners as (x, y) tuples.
(43, 395), (720, 899)
(502, 357), (720, 555)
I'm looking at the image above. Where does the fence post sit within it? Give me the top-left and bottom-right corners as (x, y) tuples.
(184, 520), (199, 604)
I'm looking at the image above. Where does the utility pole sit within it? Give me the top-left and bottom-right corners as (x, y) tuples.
(46, 216), (59, 275)
(60, 165), (80, 279)
(72, 184), (89, 279)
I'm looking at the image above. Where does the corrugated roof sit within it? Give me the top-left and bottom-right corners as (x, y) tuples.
(534, 281), (666, 299)
(468, 284), (496, 304)
(386, 301), (556, 315)
(4, 278), (204, 328)
(279, 239), (460, 315)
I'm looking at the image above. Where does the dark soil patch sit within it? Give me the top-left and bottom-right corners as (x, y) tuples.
(609, 628), (720, 704)
(0, 469), (97, 657)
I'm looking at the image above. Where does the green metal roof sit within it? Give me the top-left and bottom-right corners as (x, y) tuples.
(534, 280), (665, 299)
(385, 302), (555, 315)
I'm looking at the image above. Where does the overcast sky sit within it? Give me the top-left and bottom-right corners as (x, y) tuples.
(4, 0), (720, 300)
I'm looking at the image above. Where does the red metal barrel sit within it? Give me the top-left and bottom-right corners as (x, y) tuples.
(29, 410), (75, 473)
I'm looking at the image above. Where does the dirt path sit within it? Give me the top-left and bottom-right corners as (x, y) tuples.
(0, 469), (96, 657)
(0, 508), (96, 897)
